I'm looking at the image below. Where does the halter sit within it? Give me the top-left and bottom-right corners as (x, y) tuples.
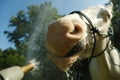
(67, 11), (116, 61)
(65, 11), (111, 80)
(47, 10), (119, 80)
(66, 11), (100, 63)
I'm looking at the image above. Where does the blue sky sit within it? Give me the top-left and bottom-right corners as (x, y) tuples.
(0, 0), (109, 50)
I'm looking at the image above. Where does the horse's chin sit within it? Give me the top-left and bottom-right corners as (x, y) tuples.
(46, 38), (90, 71)
(47, 52), (81, 71)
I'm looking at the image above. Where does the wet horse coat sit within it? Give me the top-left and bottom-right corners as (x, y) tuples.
(45, 3), (120, 80)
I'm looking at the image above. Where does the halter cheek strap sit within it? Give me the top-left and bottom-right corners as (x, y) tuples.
(65, 11), (100, 80)
(67, 11), (100, 64)
(67, 11), (112, 80)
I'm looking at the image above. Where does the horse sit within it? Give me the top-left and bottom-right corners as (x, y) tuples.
(45, 3), (120, 80)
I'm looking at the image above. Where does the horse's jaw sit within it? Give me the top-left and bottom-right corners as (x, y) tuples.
(89, 55), (114, 80)
(89, 52), (120, 80)
(89, 39), (120, 80)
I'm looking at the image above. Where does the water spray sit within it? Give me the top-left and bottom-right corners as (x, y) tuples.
(0, 59), (39, 80)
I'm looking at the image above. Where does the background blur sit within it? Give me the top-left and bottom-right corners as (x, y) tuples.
(0, 0), (120, 80)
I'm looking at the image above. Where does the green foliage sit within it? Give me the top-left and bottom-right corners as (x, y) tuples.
(3, 1), (120, 80)
(2, 1), (120, 80)
(4, 1), (65, 80)
(4, 10), (31, 49)
(0, 48), (25, 69)
(110, 0), (120, 50)
(4, 2), (61, 54)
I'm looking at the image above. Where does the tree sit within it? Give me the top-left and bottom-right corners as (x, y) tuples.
(109, 0), (120, 50)
(4, 2), (66, 80)
(0, 48), (25, 69)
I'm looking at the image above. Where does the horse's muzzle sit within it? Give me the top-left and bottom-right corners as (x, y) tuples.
(46, 18), (85, 57)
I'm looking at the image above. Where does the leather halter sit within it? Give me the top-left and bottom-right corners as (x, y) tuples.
(65, 11), (108, 80)
(66, 11), (120, 80)
(67, 11), (115, 61)
(66, 11), (101, 64)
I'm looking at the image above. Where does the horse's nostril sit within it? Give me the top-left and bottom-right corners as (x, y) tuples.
(70, 25), (82, 35)
(70, 25), (81, 35)
(66, 24), (84, 41)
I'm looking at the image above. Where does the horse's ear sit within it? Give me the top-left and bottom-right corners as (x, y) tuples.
(105, 2), (113, 10)
(100, 2), (113, 21)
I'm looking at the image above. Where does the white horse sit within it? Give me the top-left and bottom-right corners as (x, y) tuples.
(45, 3), (120, 80)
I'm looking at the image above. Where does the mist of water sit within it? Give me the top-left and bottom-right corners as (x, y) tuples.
(28, 59), (40, 71)
(24, 3), (54, 73)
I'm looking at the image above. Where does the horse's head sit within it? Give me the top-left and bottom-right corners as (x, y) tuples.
(45, 3), (113, 71)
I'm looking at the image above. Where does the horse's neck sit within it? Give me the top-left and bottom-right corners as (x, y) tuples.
(89, 41), (120, 80)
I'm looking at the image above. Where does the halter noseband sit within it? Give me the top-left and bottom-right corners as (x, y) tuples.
(66, 11), (100, 64)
